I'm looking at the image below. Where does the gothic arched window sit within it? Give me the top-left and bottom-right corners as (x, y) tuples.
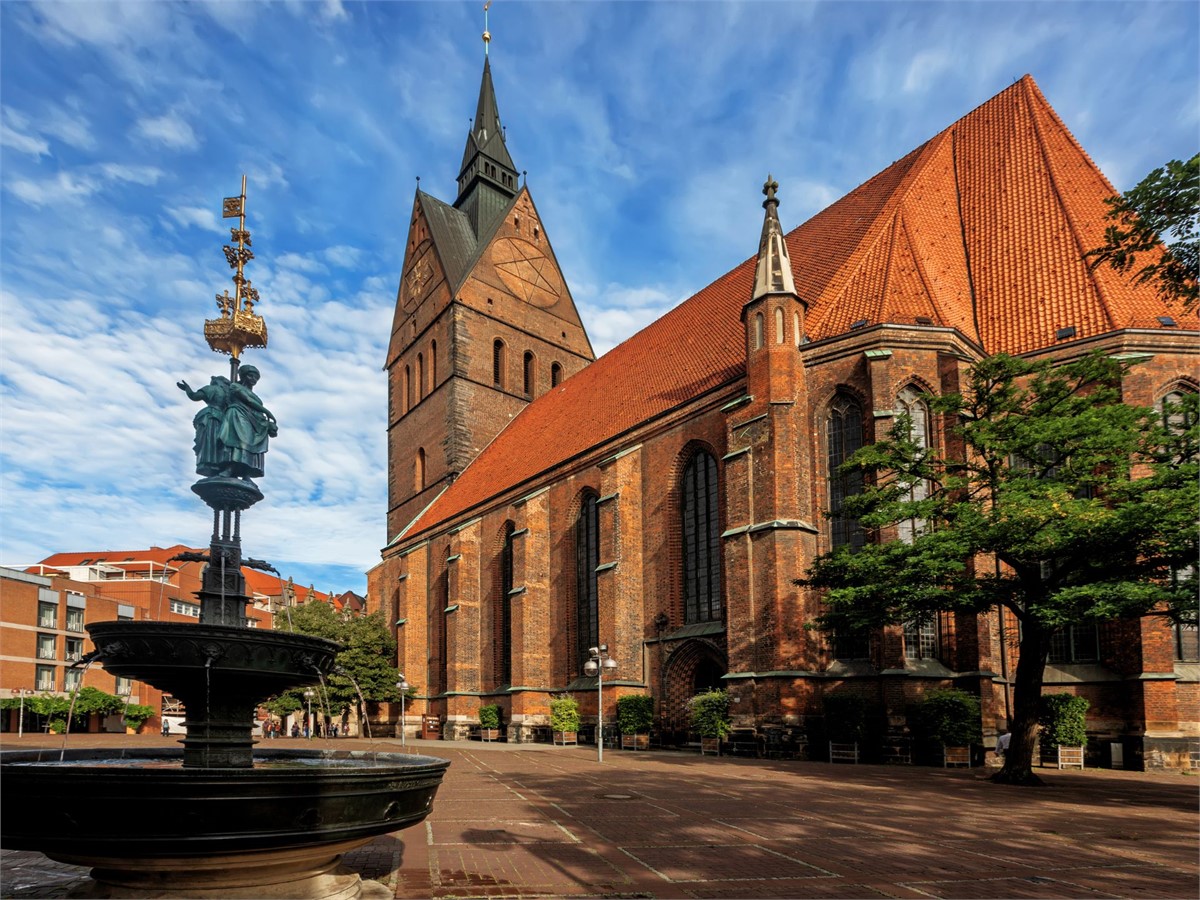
(430, 340), (437, 388)
(774, 306), (785, 344)
(551, 362), (563, 387)
(404, 365), (412, 412)
(575, 492), (600, 673)
(415, 447), (426, 491)
(828, 394), (865, 550)
(681, 450), (721, 624)
(495, 523), (514, 688)
(753, 313), (764, 350)
(417, 353), (425, 400)
(896, 386), (931, 544)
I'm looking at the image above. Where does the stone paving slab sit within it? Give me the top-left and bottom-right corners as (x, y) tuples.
(2, 734), (1197, 899)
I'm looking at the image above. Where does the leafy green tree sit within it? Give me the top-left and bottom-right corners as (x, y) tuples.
(265, 603), (404, 726)
(802, 353), (1197, 785)
(1088, 154), (1198, 310)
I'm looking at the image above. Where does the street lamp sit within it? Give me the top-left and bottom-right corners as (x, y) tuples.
(16, 689), (33, 738)
(396, 676), (409, 749)
(583, 645), (617, 763)
(303, 689), (314, 739)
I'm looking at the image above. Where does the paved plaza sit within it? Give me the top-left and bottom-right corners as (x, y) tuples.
(2, 734), (1197, 899)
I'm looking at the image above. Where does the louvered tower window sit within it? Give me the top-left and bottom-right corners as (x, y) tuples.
(682, 451), (721, 624)
(575, 493), (600, 673)
(828, 395), (865, 550)
(523, 351), (535, 396)
(551, 362), (563, 387)
(493, 340), (506, 388)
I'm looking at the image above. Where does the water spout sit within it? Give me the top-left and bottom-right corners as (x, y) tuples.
(59, 658), (95, 761)
(334, 665), (371, 740)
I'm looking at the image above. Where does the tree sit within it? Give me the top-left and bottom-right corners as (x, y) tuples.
(1088, 154), (1198, 310)
(802, 353), (1197, 785)
(264, 603), (404, 726)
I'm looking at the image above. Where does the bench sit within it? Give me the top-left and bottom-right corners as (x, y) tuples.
(829, 741), (859, 763)
(942, 746), (971, 768)
(1056, 746), (1084, 770)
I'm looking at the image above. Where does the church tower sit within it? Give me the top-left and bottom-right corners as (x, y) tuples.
(385, 48), (594, 541)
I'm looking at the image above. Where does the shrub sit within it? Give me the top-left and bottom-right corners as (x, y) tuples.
(549, 697), (580, 733)
(122, 704), (155, 731)
(688, 689), (731, 739)
(1039, 694), (1089, 748)
(822, 693), (872, 744)
(616, 694), (655, 734)
(912, 689), (982, 747)
(477, 704), (502, 729)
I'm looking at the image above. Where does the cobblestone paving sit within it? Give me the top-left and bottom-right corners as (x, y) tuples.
(1, 734), (1197, 899)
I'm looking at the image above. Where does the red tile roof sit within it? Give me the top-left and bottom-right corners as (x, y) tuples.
(398, 76), (1185, 543)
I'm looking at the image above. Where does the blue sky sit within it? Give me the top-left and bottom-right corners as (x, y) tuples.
(2, 0), (1197, 597)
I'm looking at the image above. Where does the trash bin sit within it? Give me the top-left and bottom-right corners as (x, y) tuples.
(421, 714), (441, 740)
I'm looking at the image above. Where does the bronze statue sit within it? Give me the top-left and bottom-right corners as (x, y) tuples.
(179, 365), (277, 479)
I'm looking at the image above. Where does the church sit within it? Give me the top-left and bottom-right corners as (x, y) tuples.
(367, 54), (1197, 767)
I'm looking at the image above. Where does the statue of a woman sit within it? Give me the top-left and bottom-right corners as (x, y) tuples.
(177, 375), (231, 477)
(217, 365), (278, 479)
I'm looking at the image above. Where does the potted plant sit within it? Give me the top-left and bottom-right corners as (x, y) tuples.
(477, 703), (502, 742)
(912, 689), (981, 767)
(689, 689), (730, 755)
(1039, 693), (1088, 768)
(617, 695), (654, 750)
(549, 697), (580, 745)
(122, 703), (154, 735)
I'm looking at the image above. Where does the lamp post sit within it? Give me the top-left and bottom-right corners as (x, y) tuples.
(583, 645), (617, 763)
(303, 689), (314, 739)
(16, 689), (33, 738)
(396, 676), (409, 749)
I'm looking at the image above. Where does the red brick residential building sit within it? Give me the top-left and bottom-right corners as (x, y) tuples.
(369, 65), (1198, 767)
(1, 548), (338, 733)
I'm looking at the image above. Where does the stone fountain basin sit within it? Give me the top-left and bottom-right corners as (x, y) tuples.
(0, 747), (449, 858)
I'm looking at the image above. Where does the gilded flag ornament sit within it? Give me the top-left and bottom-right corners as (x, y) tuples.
(205, 175), (268, 358)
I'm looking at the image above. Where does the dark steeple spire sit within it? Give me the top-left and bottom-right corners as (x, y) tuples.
(455, 56), (519, 237)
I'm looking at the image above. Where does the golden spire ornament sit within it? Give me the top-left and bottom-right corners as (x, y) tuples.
(204, 175), (268, 360)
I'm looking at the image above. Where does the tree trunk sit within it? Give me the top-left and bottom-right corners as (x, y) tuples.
(992, 619), (1047, 786)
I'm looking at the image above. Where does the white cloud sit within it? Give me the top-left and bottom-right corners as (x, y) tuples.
(1, 107), (49, 156)
(323, 245), (362, 268)
(134, 112), (199, 150)
(165, 205), (223, 233)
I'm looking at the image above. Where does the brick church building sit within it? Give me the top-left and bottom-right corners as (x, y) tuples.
(367, 59), (1197, 766)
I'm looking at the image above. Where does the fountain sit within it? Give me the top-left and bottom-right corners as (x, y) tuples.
(0, 179), (448, 899)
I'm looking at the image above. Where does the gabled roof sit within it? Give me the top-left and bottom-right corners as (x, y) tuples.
(397, 75), (1185, 544)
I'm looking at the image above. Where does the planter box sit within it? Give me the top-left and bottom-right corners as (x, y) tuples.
(553, 731), (577, 746)
(700, 737), (721, 756)
(479, 728), (500, 742)
(621, 734), (649, 751)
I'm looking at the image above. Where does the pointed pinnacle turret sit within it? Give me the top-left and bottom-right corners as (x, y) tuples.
(455, 55), (520, 237)
(749, 174), (798, 303)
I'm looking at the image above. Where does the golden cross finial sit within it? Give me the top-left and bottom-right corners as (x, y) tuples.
(483, 1), (492, 55)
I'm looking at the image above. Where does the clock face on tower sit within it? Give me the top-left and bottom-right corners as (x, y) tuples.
(403, 259), (432, 311)
(491, 237), (562, 308)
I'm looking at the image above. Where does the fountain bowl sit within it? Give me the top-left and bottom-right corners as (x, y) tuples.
(1, 746), (449, 898)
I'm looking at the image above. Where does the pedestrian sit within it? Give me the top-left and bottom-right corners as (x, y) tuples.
(292, 723), (300, 738)
(161, 719), (170, 736)
(995, 732), (1011, 757)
